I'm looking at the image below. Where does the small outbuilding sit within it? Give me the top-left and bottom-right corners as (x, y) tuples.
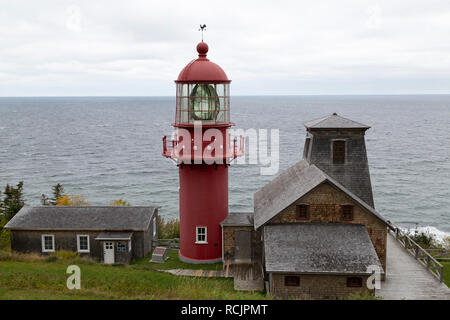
(4, 206), (159, 264)
(264, 223), (381, 299)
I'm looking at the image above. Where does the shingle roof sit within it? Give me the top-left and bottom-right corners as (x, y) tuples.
(304, 113), (370, 129)
(221, 212), (254, 227)
(253, 159), (390, 229)
(264, 223), (383, 274)
(4, 206), (157, 231)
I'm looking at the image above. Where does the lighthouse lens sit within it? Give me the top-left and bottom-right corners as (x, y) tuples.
(190, 84), (219, 121)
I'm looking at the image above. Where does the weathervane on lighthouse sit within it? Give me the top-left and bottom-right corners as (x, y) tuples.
(162, 28), (243, 263)
(198, 24), (206, 42)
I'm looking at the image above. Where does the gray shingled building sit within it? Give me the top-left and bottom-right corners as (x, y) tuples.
(221, 113), (391, 299)
(303, 113), (375, 208)
(4, 206), (159, 264)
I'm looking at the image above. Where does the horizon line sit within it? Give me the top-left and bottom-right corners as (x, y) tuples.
(1, 93), (450, 98)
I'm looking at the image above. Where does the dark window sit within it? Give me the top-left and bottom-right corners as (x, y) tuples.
(296, 204), (309, 220)
(332, 140), (346, 164)
(284, 275), (300, 286)
(347, 277), (363, 287)
(117, 243), (126, 252)
(303, 137), (311, 159)
(341, 205), (354, 221)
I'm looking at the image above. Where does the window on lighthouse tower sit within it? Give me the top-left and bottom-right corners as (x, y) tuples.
(176, 83), (229, 124)
(196, 227), (207, 244)
(190, 84), (219, 120)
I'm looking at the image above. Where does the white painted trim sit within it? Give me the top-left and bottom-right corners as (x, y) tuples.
(153, 217), (157, 237)
(221, 225), (224, 263)
(41, 234), (55, 252)
(77, 234), (90, 253)
(195, 226), (208, 244)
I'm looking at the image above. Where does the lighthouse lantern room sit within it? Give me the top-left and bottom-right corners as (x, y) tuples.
(163, 40), (243, 263)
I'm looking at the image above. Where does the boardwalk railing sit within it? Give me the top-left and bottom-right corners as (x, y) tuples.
(425, 248), (450, 261)
(153, 238), (180, 249)
(389, 224), (444, 282)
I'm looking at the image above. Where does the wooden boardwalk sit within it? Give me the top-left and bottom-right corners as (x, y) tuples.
(378, 233), (450, 300)
(162, 268), (227, 278)
(232, 262), (265, 291)
(161, 261), (264, 291)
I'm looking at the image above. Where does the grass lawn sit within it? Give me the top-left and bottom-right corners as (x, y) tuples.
(441, 261), (450, 288)
(132, 249), (223, 271)
(0, 250), (266, 300)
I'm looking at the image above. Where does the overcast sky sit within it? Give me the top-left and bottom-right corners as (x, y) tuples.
(1, 0), (450, 96)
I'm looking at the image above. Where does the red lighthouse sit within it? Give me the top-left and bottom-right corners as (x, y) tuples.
(163, 41), (243, 263)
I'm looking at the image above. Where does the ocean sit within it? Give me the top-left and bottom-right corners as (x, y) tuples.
(0, 95), (449, 238)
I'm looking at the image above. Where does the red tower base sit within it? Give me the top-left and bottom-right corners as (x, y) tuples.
(178, 164), (228, 263)
(178, 251), (222, 264)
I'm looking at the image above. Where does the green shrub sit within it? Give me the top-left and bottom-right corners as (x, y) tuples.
(44, 255), (57, 262)
(0, 250), (11, 261)
(0, 250), (44, 262)
(51, 250), (79, 261)
(406, 227), (440, 249)
(0, 217), (11, 251)
(347, 292), (382, 300)
(157, 216), (180, 239)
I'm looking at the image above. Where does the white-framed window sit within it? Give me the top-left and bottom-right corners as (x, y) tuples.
(41, 234), (55, 252)
(153, 217), (157, 237)
(77, 235), (90, 253)
(195, 226), (207, 244)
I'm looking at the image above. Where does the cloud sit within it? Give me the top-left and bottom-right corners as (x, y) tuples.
(0, 0), (450, 95)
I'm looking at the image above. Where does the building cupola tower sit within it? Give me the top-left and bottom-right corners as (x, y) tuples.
(303, 113), (375, 208)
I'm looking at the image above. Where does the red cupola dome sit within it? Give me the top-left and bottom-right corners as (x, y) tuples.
(176, 42), (230, 83)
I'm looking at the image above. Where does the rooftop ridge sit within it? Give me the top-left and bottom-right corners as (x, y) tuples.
(304, 113), (370, 129)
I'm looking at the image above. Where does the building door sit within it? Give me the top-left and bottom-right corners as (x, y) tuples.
(234, 230), (252, 264)
(104, 242), (115, 264)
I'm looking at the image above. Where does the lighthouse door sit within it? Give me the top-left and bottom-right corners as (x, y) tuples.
(234, 230), (252, 264)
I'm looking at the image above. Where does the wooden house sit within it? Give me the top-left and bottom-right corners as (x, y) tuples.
(4, 206), (159, 264)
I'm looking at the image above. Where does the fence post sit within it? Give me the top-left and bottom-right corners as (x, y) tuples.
(426, 255), (431, 269)
(415, 246), (420, 259)
(439, 266), (444, 282)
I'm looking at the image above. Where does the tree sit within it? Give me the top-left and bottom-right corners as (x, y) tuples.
(51, 184), (64, 205)
(56, 195), (72, 206)
(41, 183), (65, 206)
(56, 195), (89, 206)
(157, 216), (180, 239)
(41, 194), (50, 206)
(0, 182), (25, 220)
(109, 199), (131, 206)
